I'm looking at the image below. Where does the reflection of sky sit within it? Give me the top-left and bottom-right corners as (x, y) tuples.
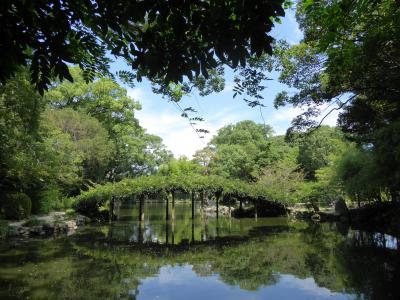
(373, 233), (398, 250)
(353, 231), (399, 250)
(134, 265), (355, 300)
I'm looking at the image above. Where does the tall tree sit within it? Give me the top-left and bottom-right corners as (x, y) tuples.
(297, 126), (348, 180)
(236, 0), (400, 201)
(46, 69), (172, 179)
(207, 120), (278, 181)
(43, 108), (115, 183)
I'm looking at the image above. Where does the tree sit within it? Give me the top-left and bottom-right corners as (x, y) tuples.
(43, 108), (115, 183)
(258, 153), (304, 204)
(297, 126), (347, 179)
(0, 68), (172, 214)
(158, 157), (204, 177)
(271, 0), (400, 201)
(192, 146), (215, 175)
(210, 144), (258, 181)
(273, 0), (400, 126)
(0, 69), (47, 194)
(336, 146), (382, 206)
(1, 0), (287, 93)
(0, 70), (84, 211)
(211, 120), (273, 146)
(207, 120), (275, 181)
(46, 69), (172, 179)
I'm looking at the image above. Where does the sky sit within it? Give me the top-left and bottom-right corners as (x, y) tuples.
(111, 9), (339, 158)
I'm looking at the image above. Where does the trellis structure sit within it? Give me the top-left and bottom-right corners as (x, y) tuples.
(73, 174), (286, 221)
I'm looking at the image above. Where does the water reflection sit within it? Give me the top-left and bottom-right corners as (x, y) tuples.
(137, 265), (353, 300)
(0, 201), (399, 300)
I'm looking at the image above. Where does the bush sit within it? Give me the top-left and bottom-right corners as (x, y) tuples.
(36, 186), (64, 213)
(22, 216), (45, 227)
(65, 208), (76, 218)
(29, 186), (72, 214)
(3, 192), (32, 220)
(73, 196), (107, 219)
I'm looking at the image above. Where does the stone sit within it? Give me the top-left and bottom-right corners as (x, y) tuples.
(65, 220), (77, 230)
(76, 215), (91, 226)
(311, 213), (321, 221)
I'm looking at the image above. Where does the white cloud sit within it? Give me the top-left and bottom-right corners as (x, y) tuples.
(127, 87), (146, 101)
(136, 105), (245, 158)
(268, 104), (341, 135)
(317, 103), (341, 127)
(136, 110), (209, 158)
(279, 275), (347, 298)
(270, 106), (305, 123)
(268, 106), (304, 134)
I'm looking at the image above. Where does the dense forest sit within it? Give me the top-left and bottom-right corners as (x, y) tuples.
(0, 67), (395, 220)
(1, 0), (399, 222)
(0, 68), (173, 218)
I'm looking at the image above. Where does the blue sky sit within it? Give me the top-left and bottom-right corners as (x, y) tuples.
(111, 9), (339, 158)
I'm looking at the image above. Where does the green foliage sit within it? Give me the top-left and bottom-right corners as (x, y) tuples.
(211, 120), (273, 146)
(270, 0), (400, 202)
(297, 126), (348, 179)
(158, 157), (204, 177)
(208, 120), (275, 181)
(0, 220), (7, 239)
(73, 195), (108, 220)
(3, 192), (32, 220)
(0, 69), (46, 192)
(1, 68), (172, 215)
(36, 186), (73, 214)
(259, 155), (304, 204)
(22, 216), (45, 227)
(46, 69), (172, 179)
(192, 147), (215, 175)
(1, 0), (286, 93)
(336, 146), (382, 204)
(72, 173), (288, 218)
(43, 108), (115, 183)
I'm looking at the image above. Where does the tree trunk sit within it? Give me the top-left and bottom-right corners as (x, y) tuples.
(171, 191), (175, 221)
(109, 196), (114, 223)
(191, 190), (195, 219)
(215, 192), (220, 219)
(166, 194), (169, 220)
(139, 195), (144, 222)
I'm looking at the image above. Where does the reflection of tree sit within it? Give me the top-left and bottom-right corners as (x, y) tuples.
(1, 218), (399, 299)
(334, 231), (400, 300)
(0, 237), (146, 299)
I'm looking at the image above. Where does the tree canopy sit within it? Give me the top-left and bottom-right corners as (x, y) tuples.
(227, 0), (400, 203)
(1, 0), (288, 93)
(0, 68), (171, 213)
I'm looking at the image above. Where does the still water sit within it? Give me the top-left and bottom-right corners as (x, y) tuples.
(0, 201), (399, 299)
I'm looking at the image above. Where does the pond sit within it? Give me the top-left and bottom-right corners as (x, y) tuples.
(0, 201), (399, 299)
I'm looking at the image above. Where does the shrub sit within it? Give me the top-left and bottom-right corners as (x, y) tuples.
(65, 208), (76, 218)
(36, 186), (64, 214)
(3, 192), (32, 220)
(22, 216), (45, 227)
(73, 196), (105, 219)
